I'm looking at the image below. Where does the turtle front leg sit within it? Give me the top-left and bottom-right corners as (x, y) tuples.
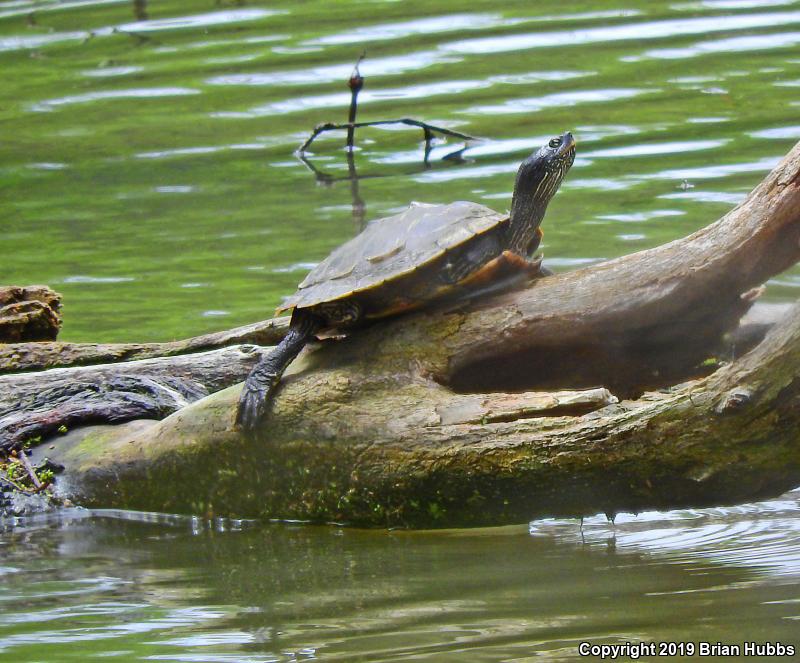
(236, 310), (321, 432)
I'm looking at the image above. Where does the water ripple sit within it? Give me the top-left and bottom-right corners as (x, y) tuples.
(644, 30), (800, 59)
(115, 9), (281, 34)
(442, 11), (800, 54)
(583, 139), (728, 158)
(660, 190), (748, 204)
(303, 13), (522, 46)
(0, 0), (126, 20)
(82, 65), (143, 78)
(598, 209), (685, 222)
(206, 52), (460, 87)
(750, 126), (800, 139)
(673, 0), (797, 9)
(30, 87), (199, 113)
(214, 80), (490, 118)
(62, 275), (135, 284)
(464, 88), (652, 115)
(0, 31), (87, 52)
(530, 489), (800, 577)
(640, 155), (781, 180)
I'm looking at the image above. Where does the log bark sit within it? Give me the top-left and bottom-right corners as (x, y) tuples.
(0, 285), (62, 342)
(0, 345), (268, 450)
(24, 140), (800, 527)
(0, 315), (290, 374)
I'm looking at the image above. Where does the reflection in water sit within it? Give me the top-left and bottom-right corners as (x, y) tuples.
(300, 143), (471, 229)
(132, 0), (147, 21)
(296, 53), (475, 228)
(347, 152), (365, 229)
(2, 490), (800, 660)
(532, 490), (800, 577)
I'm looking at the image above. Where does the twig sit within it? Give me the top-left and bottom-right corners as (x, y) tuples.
(346, 52), (365, 151)
(18, 451), (42, 490)
(297, 53), (477, 155)
(298, 119), (476, 154)
(297, 147), (470, 185)
(0, 474), (33, 495)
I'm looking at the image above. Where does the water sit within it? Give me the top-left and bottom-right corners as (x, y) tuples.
(2, 493), (800, 661)
(3, 0), (800, 659)
(3, 0), (800, 341)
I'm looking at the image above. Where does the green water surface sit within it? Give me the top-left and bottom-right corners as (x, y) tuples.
(3, 0), (799, 341)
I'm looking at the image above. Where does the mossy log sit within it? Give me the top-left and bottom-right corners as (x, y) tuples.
(24, 140), (800, 527)
(0, 285), (62, 343)
(40, 300), (800, 527)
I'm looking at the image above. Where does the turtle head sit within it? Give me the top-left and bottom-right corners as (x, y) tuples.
(508, 131), (576, 253)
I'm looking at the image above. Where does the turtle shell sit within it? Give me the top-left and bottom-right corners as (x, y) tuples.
(278, 201), (506, 313)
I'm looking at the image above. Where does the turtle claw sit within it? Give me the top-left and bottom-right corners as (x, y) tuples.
(235, 384), (267, 432)
(236, 370), (279, 432)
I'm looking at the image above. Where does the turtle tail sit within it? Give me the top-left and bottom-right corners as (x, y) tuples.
(236, 310), (321, 432)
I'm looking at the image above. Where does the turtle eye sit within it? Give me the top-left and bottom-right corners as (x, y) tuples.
(549, 137), (562, 148)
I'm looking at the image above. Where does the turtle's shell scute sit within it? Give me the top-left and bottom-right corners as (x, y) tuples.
(278, 201), (506, 312)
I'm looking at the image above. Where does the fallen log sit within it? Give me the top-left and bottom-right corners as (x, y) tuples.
(0, 315), (290, 374)
(39, 297), (800, 526)
(0, 345), (268, 450)
(0, 285), (62, 342)
(24, 140), (800, 527)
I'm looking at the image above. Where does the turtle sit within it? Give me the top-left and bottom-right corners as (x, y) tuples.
(236, 131), (576, 430)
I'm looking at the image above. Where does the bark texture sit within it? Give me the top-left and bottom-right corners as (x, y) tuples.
(0, 316), (289, 374)
(1, 345), (268, 450)
(0, 285), (62, 343)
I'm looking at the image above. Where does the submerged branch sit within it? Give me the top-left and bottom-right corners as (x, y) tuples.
(298, 119), (476, 155)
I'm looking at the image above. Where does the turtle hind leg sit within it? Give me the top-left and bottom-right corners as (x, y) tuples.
(236, 310), (321, 432)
